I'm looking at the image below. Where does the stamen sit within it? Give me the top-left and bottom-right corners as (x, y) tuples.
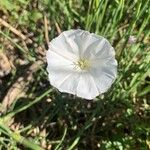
(77, 58), (90, 70)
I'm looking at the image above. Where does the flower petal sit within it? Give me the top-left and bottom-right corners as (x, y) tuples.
(82, 35), (105, 58)
(46, 50), (74, 71)
(76, 72), (99, 99)
(48, 71), (79, 94)
(62, 29), (92, 58)
(47, 47), (80, 94)
(55, 72), (80, 95)
(83, 33), (115, 60)
(49, 30), (81, 61)
(89, 62), (117, 93)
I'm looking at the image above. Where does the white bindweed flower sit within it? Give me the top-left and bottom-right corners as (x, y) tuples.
(46, 29), (117, 100)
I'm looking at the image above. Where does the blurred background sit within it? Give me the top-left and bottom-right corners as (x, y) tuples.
(0, 0), (150, 149)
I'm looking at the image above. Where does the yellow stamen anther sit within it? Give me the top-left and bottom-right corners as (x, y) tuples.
(77, 58), (90, 70)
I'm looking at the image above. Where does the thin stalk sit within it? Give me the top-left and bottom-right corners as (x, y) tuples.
(2, 89), (53, 121)
(0, 31), (35, 62)
(54, 127), (67, 150)
(85, 0), (93, 30)
(137, 10), (150, 38)
(96, 0), (108, 33)
(0, 119), (43, 150)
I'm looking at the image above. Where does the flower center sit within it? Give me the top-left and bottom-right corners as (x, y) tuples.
(77, 58), (90, 70)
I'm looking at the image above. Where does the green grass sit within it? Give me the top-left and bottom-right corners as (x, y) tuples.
(0, 0), (150, 149)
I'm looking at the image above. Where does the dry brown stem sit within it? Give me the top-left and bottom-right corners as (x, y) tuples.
(0, 18), (32, 44)
(1, 60), (44, 112)
(55, 21), (61, 35)
(44, 14), (50, 47)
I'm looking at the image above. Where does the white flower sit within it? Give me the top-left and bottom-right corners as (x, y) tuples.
(46, 29), (117, 100)
(128, 35), (137, 44)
